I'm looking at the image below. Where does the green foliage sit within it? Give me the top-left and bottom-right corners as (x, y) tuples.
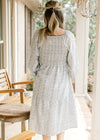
(36, 18), (44, 29)
(88, 0), (96, 75)
(62, 0), (77, 35)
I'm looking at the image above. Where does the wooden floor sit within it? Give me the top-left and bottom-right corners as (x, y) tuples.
(0, 95), (91, 140)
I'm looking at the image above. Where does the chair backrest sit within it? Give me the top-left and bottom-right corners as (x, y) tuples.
(0, 69), (12, 90)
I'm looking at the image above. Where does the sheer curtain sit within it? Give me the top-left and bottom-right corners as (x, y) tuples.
(25, 6), (34, 73)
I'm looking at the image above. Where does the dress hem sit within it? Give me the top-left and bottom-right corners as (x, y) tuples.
(29, 125), (78, 136)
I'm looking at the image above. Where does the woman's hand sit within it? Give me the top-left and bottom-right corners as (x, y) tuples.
(72, 83), (75, 92)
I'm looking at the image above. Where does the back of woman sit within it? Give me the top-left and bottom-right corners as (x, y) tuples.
(29, 1), (79, 140)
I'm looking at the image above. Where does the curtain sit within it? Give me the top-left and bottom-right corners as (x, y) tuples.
(25, 6), (34, 72)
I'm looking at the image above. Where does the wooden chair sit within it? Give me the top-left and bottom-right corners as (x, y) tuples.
(0, 69), (34, 140)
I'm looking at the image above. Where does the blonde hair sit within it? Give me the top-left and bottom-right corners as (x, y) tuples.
(39, 0), (64, 42)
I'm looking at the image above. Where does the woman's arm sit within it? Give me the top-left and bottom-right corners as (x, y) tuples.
(28, 30), (40, 77)
(67, 31), (79, 84)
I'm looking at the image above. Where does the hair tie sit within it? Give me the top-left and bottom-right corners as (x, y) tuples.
(45, 4), (62, 11)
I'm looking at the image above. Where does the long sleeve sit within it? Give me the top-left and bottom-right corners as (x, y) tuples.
(28, 30), (40, 77)
(66, 31), (79, 83)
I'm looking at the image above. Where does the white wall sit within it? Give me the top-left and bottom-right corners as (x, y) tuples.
(91, 0), (100, 139)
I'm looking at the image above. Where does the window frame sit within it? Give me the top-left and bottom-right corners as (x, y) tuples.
(0, 0), (3, 41)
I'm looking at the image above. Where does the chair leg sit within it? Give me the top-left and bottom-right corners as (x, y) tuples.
(28, 119), (30, 129)
(21, 121), (26, 132)
(1, 121), (5, 140)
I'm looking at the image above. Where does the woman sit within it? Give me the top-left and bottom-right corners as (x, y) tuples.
(29, 0), (79, 140)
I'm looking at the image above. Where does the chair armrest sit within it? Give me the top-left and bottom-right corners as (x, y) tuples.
(0, 88), (26, 103)
(0, 88), (26, 93)
(12, 81), (34, 86)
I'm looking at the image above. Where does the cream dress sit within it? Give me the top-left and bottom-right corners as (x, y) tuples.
(28, 29), (79, 136)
